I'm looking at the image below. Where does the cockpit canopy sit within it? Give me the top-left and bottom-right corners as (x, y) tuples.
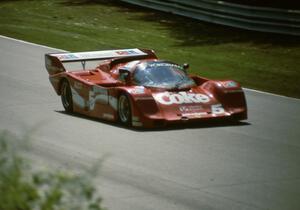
(132, 61), (196, 89)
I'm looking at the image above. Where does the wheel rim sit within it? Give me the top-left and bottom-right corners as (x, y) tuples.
(119, 95), (130, 123)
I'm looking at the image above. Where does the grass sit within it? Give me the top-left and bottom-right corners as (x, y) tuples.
(0, 0), (300, 98)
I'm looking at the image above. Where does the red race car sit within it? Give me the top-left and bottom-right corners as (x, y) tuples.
(45, 48), (247, 128)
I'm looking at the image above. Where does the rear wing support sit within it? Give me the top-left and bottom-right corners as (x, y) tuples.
(45, 48), (154, 75)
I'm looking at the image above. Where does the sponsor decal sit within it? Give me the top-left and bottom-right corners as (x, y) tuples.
(182, 112), (207, 117)
(154, 92), (210, 105)
(223, 81), (237, 88)
(89, 86), (108, 110)
(93, 86), (108, 95)
(58, 54), (78, 60)
(211, 104), (225, 114)
(53, 49), (146, 61)
(78, 53), (96, 59)
(103, 113), (114, 120)
(132, 116), (143, 127)
(180, 105), (208, 118)
(148, 63), (183, 70)
(130, 87), (145, 94)
(116, 50), (139, 55)
(179, 105), (203, 113)
(109, 96), (118, 110)
(71, 87), (85, 108)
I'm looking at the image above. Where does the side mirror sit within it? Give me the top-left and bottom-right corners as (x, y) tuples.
(119, 68), (131, 83)
(183, 63), (189, 71)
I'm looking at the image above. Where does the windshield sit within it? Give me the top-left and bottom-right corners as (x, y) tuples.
(133, 61), (196, 89)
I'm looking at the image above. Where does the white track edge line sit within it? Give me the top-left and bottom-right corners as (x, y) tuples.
(243, 88), (300, 101)
(1, 35), (299, 101)
(0, 35), (67, 52)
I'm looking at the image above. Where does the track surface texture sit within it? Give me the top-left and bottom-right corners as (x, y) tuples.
(1, 36), (300, 210)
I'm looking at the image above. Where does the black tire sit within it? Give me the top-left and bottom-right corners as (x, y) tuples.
(61, 80), (73, 113)
(118, 94), (132, 126)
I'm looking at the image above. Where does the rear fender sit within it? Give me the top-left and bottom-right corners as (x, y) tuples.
(50, 73), (79, 95)
(49, 74), (67, 95)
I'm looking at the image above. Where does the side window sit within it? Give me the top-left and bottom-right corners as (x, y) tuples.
(118, 68), (130, 83)
(119, 71), (126, 82)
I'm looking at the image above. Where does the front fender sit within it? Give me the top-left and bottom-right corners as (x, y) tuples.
(202, 80), (247, 119)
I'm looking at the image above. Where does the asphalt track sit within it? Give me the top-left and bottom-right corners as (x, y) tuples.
(1, 36), (300, 210)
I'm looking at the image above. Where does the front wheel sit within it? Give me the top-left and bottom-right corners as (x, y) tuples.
(61, 80), (73, 113)
(118, 94), (132, 126)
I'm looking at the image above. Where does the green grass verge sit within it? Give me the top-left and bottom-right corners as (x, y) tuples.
(1, 0), (300, 98)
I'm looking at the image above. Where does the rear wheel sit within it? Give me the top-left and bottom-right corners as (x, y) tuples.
(61, 80), (73, 112)
(118, 94), (132, 126)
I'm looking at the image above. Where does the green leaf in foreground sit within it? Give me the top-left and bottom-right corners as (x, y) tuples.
(0, 130), (105, 210)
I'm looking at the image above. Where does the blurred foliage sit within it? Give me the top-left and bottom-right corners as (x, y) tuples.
(0, 130), (105, 210)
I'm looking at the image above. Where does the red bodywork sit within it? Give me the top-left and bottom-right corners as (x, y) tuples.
(45, 49), (247, 128)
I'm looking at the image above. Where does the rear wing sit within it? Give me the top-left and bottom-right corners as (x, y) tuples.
(45, 48), (155, 75)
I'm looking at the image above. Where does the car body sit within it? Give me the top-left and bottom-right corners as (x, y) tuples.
(45, 48), (247, 128)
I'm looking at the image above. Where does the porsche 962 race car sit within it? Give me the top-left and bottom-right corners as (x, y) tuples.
(45, 49), (247, 128)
